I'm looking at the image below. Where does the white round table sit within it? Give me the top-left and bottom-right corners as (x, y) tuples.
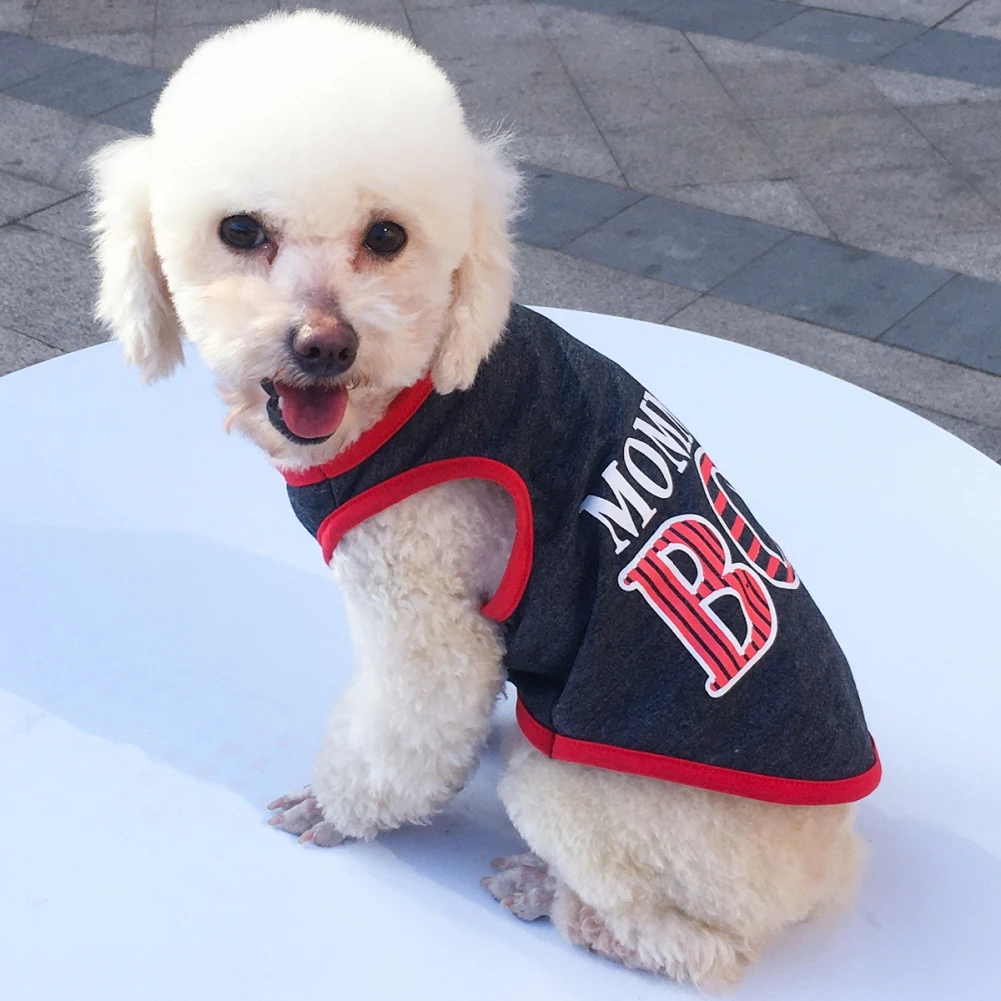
(2, 309), (999, 1000)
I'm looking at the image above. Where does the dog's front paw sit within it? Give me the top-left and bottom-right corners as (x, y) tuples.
(267, 786), (345, 847)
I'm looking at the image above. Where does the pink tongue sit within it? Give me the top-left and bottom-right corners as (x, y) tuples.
(276, 382), (348, 439)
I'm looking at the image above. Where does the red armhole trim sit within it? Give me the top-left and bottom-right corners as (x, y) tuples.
(516, 698), (882, 806)
(279, 376), (434, 487)
(315, 457), (533, 622)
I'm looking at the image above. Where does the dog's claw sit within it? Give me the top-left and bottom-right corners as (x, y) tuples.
(267, 788), (345, 847)
(267, 790), (324, 835)
(299, 822), (345, 848)
(267, 786), (313, 812)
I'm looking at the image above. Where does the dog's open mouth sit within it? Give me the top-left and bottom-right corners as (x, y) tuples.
(261, 378), (348, 445)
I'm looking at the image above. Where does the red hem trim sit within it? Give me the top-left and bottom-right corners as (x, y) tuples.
(315, 458), (533, 622)
(516, 697), (882, 806)
(279, 375), (434, 487)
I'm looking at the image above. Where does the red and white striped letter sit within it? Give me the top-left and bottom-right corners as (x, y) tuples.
(619, 515), (776, 697)
(696, 449), (799, 589)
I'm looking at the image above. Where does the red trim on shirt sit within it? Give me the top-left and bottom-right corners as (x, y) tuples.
(515, 697), (882, 806)
(315, 457), (533, 622)
(279, 376), (434, 487)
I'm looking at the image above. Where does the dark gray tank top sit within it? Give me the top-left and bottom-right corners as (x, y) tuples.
(281, 305), (880, 805)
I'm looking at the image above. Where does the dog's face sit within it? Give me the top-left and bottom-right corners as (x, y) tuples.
(91, 12), (518, 465)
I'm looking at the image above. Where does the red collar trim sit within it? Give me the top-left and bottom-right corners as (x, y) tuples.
(279, 375), (434, 487)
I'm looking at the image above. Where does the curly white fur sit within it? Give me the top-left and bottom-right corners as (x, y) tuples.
(89, 10), (864, 989)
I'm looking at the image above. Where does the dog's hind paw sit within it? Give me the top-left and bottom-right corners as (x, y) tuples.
(481, 853), (556, 921)
(267, 787), (345, 847)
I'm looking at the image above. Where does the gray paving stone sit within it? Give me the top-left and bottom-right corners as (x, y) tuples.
(51, 120), (131, 193)
(156, 0), (278, 28)
(0, 325), (62, 377)
(638, 0), (799, 42)
(441, 47), (623, 183)
(40, 31), (156, 67)
(29, 0), (156, 36)
(335, 4), (412, 37)
(0, 31), (90, 90)
(669, 296), (1001, 429)
(5, 54), (167, 119)
(537, 0), (664, 16)
(686, 29), (825, 66)
(796, 165), (1000, 244)
(153, 3), (409, 56)
(563, 195), (789, 291)
(967, 159), (1001, 209)
(0, 1), (34, 33)
(545, 15), (752, 162)
(903, 102), (1001, 169)
(610, 116), (785, 190)
(290, 0), (411, 16)
(0, 224), (103, 351)
(95, 91), (158, 132)
(404, 0), (531, 7)
(943, 0), (1001, 39)
(755, 108), (942, 176)
(516, 165), (642, 249)
(892, 401), (1001, 461)
(440, 40), (572, 99)
(660, 178), (832, 237)
(408, 5), (544, 58)
(862, 230), (1001, 285)
(792, 0), (967, 26)
(0, 170), (71, 225)
(0, 94), (87, 188)
(542, 8), (703, 80)
(21, 191), (93, 246)
(507, 130), (623, 188)
(573, 66), (741, 131)
(714, 60), (889, 120)
(878, 28), (1001, 89)
(510, 138), (622, 188)
(862, 65), (1001, 105)
(547, 13), (742, 127)
(713, 233), (954, 338)
(753, 10), (924, 64)
(284, 0), (408, 8)
(152, 24), (232, 71)
(881, 274), (1001, 375)
(514, 243), (700, 322)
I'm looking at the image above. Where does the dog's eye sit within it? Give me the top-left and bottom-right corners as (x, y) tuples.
(219, 215), (267, 250)
(363, 221), (407, 256)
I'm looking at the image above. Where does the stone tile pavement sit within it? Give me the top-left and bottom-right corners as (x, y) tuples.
(0, 0), (999, 461)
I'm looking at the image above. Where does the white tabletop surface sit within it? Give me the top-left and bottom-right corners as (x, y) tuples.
(2, 308), (999, 1000)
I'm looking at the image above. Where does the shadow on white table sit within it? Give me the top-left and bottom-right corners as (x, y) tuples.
(1, 309), (999, 1000)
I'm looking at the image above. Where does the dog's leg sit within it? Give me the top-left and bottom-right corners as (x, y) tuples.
(495, 724), (862, 989)
(480, 850), (742, 982)
(269, 479), (514, 844)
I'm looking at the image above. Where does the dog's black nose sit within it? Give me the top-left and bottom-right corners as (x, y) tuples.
(290, 320), (358, 377)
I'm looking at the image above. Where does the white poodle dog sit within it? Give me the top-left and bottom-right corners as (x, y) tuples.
(90, 10), (878, 988)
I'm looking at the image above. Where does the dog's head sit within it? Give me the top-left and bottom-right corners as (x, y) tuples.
(90, 11), (519, 465)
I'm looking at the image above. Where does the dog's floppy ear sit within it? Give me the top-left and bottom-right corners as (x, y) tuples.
(90, 136), (184, 383)
(432, 138), (521, 394)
